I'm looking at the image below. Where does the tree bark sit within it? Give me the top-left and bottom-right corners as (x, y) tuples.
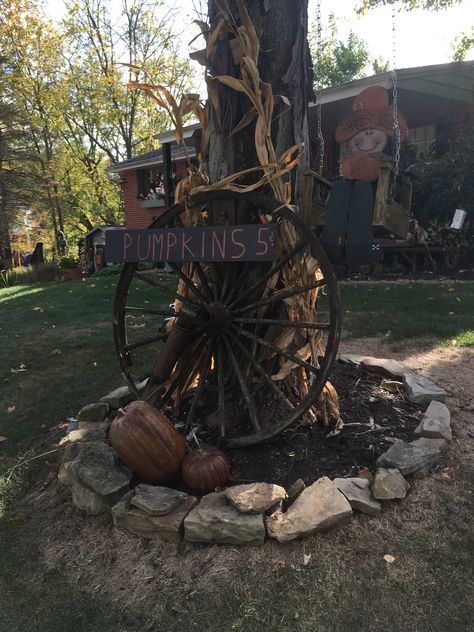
(207, 0), (313, 203)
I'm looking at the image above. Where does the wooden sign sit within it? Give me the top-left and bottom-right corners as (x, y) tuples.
(105, 224), (277, 263)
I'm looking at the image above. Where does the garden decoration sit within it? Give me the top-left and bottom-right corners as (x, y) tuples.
(320, 85), (408, 266)
(108, 0), (342, 448)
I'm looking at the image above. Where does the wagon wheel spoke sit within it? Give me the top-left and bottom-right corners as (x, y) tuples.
(222, 335), (260, 432)
(228, 239), (308, 309)
(226, 330), (294, 412)
(125, 306), (175, 316)
(167, 262), (209, 303)
(232, 317), (330, 331)
(232, 278), (326, 316)
(192, 262), (214, 301)
(134, 271), (198, 309)
(223, 261), (253, 304)
(186, 339), (215, 430)
(220, 263), (234, 303)
(231, 324), (318, 374)
(124, 332), (168, 352)
(216, 341), (226, 439)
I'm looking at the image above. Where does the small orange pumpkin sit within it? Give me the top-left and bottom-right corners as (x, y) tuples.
(181, 444), (230, 494)
(109, 401), (187, 482)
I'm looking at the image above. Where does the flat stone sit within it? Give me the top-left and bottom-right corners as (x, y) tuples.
(58, 442), (84, 487)
(113, 491), (198, 542)
(71, 479), (124, 515)
(411, 437), (448, 452)
(266, 477), (352, 543)
(184, 492), (265, 546)
(334, 477), (381, 515)
(72, 442), (131, 495)
(414, 401), (452, 441)
(67, 425), (107, 443)
(403, 372), (447, 405)
(376, 440), (439, 475)
(131, 484), (188, 516)
(338, 354), (365, 367)
(360, 356), (410, 379)
(372, 468), (410, 500)
(100, 379), (148, 410)
(77, 402), (109, 422)
(225, 483), (287, 514)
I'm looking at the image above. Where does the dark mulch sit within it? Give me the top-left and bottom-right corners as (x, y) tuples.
(224, 362), (421, 488)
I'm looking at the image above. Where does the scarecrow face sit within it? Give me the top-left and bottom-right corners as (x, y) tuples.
(348, 128), (388, 154)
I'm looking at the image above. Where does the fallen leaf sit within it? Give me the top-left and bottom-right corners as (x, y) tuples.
(32, 306), (44, 312)
(383, 554), (395, 564)
(7, 405), (16, 414)
(303, 552), (311, 566)
(0, 435), (8, 443)
(51, 349), (62, 355)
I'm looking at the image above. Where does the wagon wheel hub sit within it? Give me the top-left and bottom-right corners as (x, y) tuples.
(197, 303), (231, 332)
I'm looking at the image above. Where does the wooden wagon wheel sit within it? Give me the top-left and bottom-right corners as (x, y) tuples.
(113, 190), (341, 447)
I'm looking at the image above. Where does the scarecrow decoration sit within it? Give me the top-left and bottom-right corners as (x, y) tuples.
(321, 85), (408, 265)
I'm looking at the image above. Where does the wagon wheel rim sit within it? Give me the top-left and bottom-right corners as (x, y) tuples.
(113, 191), (342, 447)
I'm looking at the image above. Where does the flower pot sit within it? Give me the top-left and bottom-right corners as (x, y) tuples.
(66, 268), (82, 280)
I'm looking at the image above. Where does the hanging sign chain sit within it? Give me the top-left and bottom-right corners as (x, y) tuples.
(316, 0), (324, 175)
(389, 0), (401, 202)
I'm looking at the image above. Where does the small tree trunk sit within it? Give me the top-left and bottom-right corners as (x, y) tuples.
(207, 0), (313, 202)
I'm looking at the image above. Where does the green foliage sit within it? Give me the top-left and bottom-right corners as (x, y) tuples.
(5, 263), (58, 285)
(58, 254), (79, 269)
(309, 16), (389, 89)
(453, 26), (474, 61)
(359, 0), (462, 12)
(411, 125), (474, 226)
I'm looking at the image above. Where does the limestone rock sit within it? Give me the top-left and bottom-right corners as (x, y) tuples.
(72, 442), (131, 496)
(77, 402), (109, 423)
(372, 468), (410, 500)
(338, 354), (365, 367)
(71, 479), (123, 515)
(100, 379), (148, 410)
(360, 357), (410, 379)
(113, 491), (198, 542)
(131, 484), (188, 516)
(184, 492), (265, 545)
(67, 423), (107, 443)
(58, 442), (83, 487)
(411, 437), (448, 452)
(334, 477), (381, 515)
(403, 372), (447, 405)
(266, 477), (352, 543)
(225, 483), (287, 514)
(286, 479), (306, 506)
(376, 440), (439, 475)
(414, 400), (452, 441)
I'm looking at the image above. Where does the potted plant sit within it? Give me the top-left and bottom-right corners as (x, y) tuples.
(59, 255), (82, 280)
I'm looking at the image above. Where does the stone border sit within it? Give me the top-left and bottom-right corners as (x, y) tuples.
(58, 357), (451, 546)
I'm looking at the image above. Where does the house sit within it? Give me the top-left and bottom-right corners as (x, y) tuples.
(108, 61), (473, 230)
(107, 123), (199, 229)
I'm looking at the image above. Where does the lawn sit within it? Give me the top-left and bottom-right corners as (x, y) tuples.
(0, 275), (473, 632)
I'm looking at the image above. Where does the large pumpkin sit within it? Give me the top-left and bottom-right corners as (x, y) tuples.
(181, 444), (230, 494)
(109, 401), (187, 482)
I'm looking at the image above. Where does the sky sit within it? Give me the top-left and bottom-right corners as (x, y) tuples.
(45, 0), (474, 73)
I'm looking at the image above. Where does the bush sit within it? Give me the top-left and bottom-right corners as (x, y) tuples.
(59, 255), (79, 269)
(4, 263), (58, 286)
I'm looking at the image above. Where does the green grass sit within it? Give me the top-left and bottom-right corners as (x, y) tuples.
(0, 276), (473, 631)
(339, 281), (474, 347)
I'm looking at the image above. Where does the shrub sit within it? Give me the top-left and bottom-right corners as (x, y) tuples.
(59, 255), (79, 269)
(4, 263), (59, 286)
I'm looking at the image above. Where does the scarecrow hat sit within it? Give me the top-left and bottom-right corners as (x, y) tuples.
(335, 85), (408, 144)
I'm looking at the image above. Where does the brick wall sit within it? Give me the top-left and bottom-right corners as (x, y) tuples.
(120, 158), (190, 229)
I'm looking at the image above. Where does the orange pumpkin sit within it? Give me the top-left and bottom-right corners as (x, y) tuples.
(181, 444), (230, 494)
(109, 401), (187, 482)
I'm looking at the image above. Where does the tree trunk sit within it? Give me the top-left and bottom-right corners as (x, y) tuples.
(207, 0), (313, 202)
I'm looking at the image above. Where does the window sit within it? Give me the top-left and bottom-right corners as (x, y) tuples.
(136, 165), (164, 199)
